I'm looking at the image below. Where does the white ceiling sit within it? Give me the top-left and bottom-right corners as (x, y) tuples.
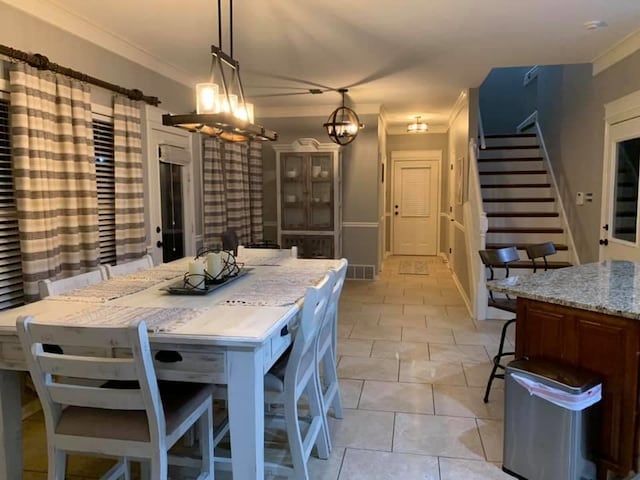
(4, 0), (640, 130)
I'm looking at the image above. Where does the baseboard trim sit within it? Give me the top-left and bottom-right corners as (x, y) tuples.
(450, 270), (473, 318)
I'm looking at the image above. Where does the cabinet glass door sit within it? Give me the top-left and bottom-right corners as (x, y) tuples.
(309, 153), (333, 229)
(281, 153), (306, 229)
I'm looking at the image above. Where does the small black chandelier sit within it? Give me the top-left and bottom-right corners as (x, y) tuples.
(323, 89), (364, 146)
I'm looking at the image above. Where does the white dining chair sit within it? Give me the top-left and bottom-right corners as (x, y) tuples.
(262, 271), (335, 479)
(17, 316), (216, 480)
(38, 267), (108, 299)
(105, 254), (154, 278)
(317, 258), (348, 424)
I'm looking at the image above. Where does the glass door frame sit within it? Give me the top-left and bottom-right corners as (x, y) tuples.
(600, 89), (640, 261)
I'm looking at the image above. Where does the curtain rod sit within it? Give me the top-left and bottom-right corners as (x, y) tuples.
(0, 44), (161, 106)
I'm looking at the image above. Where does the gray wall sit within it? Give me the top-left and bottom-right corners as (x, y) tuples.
(259, 113), (381, 270)
(534, 50), (640, 262)
(0, 3), (192, 113)
(480, 66), (534, 134)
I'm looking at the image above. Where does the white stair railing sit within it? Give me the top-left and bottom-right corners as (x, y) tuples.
(464, 138), (489, 320)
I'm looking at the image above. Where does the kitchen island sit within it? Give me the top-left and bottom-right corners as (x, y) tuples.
(489, 260), (640, 479)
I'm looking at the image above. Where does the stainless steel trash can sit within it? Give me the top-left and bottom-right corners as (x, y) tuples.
(503, 359), (601, 480)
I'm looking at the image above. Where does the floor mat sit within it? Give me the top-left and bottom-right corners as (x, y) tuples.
(398, 260), (430, 275)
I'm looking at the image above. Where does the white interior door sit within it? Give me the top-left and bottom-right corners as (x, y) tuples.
(392, 159), (440, 255)
(601, 116), (640, 260)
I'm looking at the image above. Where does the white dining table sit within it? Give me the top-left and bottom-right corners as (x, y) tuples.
(0, 255), (340, 479)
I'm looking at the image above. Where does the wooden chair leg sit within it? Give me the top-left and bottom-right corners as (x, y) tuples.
(284, 393), (310, 480)
(150, 451), (168, 480)
(307, 379), (331, 458)
(199, 403), (215, 480)
(322, 349), (343, 419)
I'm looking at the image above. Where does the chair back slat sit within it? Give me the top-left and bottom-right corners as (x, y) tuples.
(479, 246), (520, 267)
(39, 267), (108, 299)
(105, 254), (154, 278)
(25, 323), (139, 349)
(38, 354), (139, 381)
(48, 383), (146, 410)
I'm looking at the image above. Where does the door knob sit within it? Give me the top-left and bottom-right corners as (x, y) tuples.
(156, 226), (161, 233)
(156, 241), (163, 248)
(599, 239), (609, 246)
(602, 224), (609, 231)
(394, 212), (399, 216)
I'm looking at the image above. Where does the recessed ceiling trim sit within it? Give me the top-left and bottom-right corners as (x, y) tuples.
(2, 0), (195, 87)
(592, 28), (640, 76)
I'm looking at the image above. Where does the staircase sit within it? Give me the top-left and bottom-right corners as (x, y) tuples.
(478, 133), (572, 272)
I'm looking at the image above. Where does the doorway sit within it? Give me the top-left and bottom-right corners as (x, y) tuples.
(391, 151), (441, 255)
(145, 118), (196, 266)
(601, 116), (640, 260)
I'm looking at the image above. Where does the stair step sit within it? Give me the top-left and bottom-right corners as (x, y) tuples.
(486, 243), (568, 251)
(481, 145), (541, 151)
(488, 227), (564, 234)
(478, 157), (543, 162)
(483, 134), (537, 139)
(479, 170), (547, 176)
(483, 197), (554, 203)
(486, 212), (559, 218)
(482, 183), (550, 189)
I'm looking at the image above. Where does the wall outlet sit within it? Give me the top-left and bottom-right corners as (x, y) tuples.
(576, 192), (584, 206)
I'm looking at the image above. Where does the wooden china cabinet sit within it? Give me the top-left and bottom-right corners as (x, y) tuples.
(274, 138), (341, 259)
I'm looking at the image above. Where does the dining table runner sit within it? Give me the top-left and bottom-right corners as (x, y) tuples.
(47, 278), (162, 303)
(218, 261), (337, 307)
(55, 305), (206, 333)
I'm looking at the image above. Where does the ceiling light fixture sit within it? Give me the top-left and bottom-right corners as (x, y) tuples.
(584, 20), (608, 30)
(407, 116), (428, 133)
(323, 88), (364, 146)
(162, 0), (277, 142)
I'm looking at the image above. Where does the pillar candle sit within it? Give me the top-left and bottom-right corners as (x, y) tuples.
(206, 252), (222, 278)
(188, 260), (205, 277)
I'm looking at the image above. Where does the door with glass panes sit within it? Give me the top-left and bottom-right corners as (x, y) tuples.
(280, 152), (334, 231)
(601, 116), (640, 260)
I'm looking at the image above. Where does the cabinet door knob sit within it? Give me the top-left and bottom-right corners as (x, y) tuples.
(599, 238), (609, 246)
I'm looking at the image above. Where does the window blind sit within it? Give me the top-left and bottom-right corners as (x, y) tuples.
(0, 99), (25, 310)
(93, 118), (116, 265)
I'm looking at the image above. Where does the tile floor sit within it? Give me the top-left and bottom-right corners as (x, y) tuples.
(22, 255), (514, 479)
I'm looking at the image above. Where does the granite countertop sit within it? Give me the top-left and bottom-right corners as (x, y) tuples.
(487, 260), (640, 320)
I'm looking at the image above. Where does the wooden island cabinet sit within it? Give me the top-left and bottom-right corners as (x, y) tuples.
(490, 261), (640, 478)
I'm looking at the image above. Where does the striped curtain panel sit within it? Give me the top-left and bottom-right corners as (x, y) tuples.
(113, 97), (146, 263)
(202, 137), (263, 247)
(203, 138), (227, 242)
(9, 63), (99, 301)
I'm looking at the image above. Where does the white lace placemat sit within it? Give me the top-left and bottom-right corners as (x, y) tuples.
(47, 278), (160, 303)
(219, 266), (329, 306)
(57, 305), (206, 333)
(237, 250), (293, 266)
(120, 264), (186, 282)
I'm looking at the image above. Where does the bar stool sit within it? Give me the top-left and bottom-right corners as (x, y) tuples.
(479, 246), (520, 403)
(525, 241), (557, 272)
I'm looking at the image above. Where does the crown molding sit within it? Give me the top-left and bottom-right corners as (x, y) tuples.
(448, 90), (468, 128)
(2, 0), (195, 87)
(593, 28), (640, 76)
(258, 103), (380, 118)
